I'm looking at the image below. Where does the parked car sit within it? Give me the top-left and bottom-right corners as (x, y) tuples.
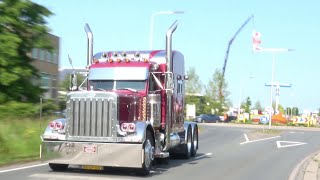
(194, 114), (221, 123)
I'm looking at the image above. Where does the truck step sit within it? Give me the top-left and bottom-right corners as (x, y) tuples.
(154, 152), (170, 158)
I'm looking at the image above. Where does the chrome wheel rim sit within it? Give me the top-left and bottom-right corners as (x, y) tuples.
(144, 139), (154, 167)
(187, 131), (192, 154)
(193, 129), (198, 151)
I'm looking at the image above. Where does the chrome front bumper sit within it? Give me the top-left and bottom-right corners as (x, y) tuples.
(41, 141), (143, 168)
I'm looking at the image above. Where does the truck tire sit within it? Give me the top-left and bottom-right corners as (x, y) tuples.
(138, 130), (154, 176)
(49, 163), (68, 171)
(191, 126), (198, 157)
(183, 126), (192, 159)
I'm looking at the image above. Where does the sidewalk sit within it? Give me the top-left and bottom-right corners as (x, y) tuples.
(289, 150), (320, 180)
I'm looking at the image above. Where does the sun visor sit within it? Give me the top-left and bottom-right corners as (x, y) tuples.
(88, 67), (148, 80)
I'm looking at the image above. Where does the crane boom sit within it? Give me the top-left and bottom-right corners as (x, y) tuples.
(219, 15), (254, 99)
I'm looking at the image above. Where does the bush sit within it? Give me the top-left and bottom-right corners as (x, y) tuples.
(41, 99), (59, 115)
(0, 99), (60, 119)
(0, 101), (38, 119)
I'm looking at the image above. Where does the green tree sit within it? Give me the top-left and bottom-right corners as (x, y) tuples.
(185, 67), (203, 95)
(286, 107), (292, 116)
(253, 101), (263, 111)
(205, 68), (230, 115)
(240, 96), (251, 113)
(292, 107), (299, 116)
(185, 67), (204, 116)
(0, 0), (53, 103)
(278, 104), (285, 114)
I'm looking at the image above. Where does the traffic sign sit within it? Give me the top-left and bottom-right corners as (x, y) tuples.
(260, 116), (269, 124)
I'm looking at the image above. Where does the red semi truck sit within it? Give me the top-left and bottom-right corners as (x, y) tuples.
(41, 20), (198, 175)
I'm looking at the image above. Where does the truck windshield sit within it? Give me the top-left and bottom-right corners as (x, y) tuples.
(89, 80), (146, 91)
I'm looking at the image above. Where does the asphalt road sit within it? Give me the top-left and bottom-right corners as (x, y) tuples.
(1, 123), (320, 180)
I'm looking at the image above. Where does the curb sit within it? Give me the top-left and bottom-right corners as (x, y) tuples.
(288, 150), (320, 180)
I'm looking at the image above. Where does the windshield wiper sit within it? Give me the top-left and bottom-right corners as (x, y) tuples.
(116, 88), (138, 93)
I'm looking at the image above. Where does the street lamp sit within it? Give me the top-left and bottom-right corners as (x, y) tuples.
(149, 11), (184, 49)
(257, 47), (295, 129)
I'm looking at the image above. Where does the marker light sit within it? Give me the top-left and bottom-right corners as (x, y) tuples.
(128, 123), (136, 132)
(120, 123), (136, 132)
(117, 59), (121, 63)
(49, 121), (64, 130)
(125, 58), (130, 63)
(144, 58), (149, 63)
(93, 59), (99, 64)
(108, 59), (114, 63)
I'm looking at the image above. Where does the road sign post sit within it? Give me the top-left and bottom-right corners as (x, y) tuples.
(260, 116), (269, 132)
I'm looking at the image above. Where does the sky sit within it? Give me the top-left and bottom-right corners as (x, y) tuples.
(32, 0), (320, 113)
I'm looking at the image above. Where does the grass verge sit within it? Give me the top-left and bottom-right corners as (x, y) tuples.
(253, 129), (282, 135)
(0, 116), (57, 166)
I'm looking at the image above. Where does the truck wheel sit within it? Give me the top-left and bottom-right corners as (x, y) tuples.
(191, 126), (198, 157)
(183, 127), (192, 159)
(49, 163), (68, 171)
(138, 130), (154, 176)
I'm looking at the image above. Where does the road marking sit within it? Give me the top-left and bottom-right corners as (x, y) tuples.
(289, 131), (304, 134)
(194, 153), (213, 160)
(276, 141), (307, 148)
(0, 163), (48, 174)
(240, 135), (280, 145)
(244, 133), (249, 142)
(30, 173), (129, 179)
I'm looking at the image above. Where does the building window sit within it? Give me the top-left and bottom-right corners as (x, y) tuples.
(40, 73), (51, 89)
(46, 51), (52, 62)
(53, 52), (58, 64)
(39, 50), (45, 61)
(31, 48), (38, 59)
(51, 74), (57, 88)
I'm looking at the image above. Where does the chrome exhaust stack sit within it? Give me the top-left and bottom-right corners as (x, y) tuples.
(84, 23), (93, 66)
(163, 20), (178, 151)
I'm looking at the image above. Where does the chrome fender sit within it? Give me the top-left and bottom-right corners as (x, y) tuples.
(42, 118), (66, 141)
(132, 121), (153, 142)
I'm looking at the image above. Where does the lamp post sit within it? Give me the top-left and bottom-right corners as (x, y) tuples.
(258, 48), (295, 129)
(149, 11), (184, 49)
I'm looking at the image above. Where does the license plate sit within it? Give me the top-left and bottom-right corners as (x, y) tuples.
(83, 145), (97, 154)
(82, 165), (103, 171)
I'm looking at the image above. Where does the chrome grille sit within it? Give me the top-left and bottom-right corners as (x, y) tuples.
(66, 92), (118, 141)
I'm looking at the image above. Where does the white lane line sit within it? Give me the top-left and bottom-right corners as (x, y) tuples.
(0, 163), (48, 174)
(194, 153), (213, 160)
(240, 136), (280, 145)
(244, 134), (249, 142)
(30, 173), (128, 180)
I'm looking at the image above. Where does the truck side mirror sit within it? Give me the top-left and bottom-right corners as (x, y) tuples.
(70, 74), (78, 91)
